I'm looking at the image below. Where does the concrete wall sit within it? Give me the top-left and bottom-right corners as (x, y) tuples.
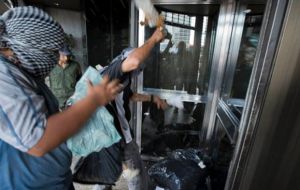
(46, 8), (88, 70)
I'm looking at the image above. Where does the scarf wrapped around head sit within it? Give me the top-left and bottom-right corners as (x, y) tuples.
(0, 6), (65, 78)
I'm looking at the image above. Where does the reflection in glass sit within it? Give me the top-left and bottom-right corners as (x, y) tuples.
(141, 102), (206, 157)
(140, 4), (219, 157)
(231, 14), (264, 99)
(143, 10), (217, 95)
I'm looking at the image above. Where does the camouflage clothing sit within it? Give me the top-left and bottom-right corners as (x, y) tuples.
(49, 61), (81, 108)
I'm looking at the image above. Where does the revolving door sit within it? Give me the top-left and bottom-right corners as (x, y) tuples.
(130, 0), (286, 189)
(132, 0), (221, 156)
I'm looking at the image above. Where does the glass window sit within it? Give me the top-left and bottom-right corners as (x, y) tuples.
(143, 13), (216, 95)
(162, 11), (197, 28)
(140, 5), (219, 157)
(230, 13), (264, 99)
(141, 102), (205, 157)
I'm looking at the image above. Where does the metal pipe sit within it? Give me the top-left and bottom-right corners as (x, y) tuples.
(200, 0), (236, 145)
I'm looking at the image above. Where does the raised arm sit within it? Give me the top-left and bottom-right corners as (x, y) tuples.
(121, 27), (165, 73)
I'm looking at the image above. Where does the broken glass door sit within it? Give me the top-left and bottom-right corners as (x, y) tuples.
(135, 3), (220, 158)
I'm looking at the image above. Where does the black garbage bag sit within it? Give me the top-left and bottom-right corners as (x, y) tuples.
(169, 148), (203, 163)
(148, 159), (207, 190)
(169, 148), (212, 168)
(72, 143), (123, 185)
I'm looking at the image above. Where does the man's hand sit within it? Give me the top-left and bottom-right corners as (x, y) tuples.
(153, 95), (168, 110)
(87, 75), (121, 106)
(27, 75), (121, 157)
(151, 27), (166, 43)
(121, 26), (166, 73)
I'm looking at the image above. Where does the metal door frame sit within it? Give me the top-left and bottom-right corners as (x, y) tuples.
(221, 2), (247, 100)
(130, 0), (238, 149)
(200, 0), (236, 144)
(129, 0), (289, 188)
(225, 0), (289, 189)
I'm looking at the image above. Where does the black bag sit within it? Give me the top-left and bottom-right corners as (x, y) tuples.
(168, 148), (211, 166)
(72, 102), (124, 185)
(149, 159), (206, 190)
(149, 149), (209, 190)
(72, 142), (123, 185)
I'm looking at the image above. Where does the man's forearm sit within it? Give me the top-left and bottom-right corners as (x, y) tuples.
(130, 93), (151, 102)
(129, 36), (157, 64)
(27, 76), (120, 157)
(121, 37), (157, 73)
(28, 95), (99, 157)
(121, 27), (164, 73)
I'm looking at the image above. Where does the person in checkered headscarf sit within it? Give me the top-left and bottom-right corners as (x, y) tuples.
(0, 6), (120, 189)
(0, 6), (65, 78)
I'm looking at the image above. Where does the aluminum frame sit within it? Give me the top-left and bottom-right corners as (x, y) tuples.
(132, 0), (243, 150)
(216, 99), (240, 144)
(129, 0), (142, 149)
(226, 98), (245, 108)
(237, 0), (300, 187)
(224, 0), (289, 189)
(143, 88), (208, 103)
(151, 0), (220, 5)
(129, 0), (288, 188)
(131, 0), (224, 148)
(200, 0), (236, 144)
(221, 3), (247, 100)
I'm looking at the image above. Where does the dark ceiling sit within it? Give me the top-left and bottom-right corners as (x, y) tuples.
(157, 4), (220, 16)
(22, 0), (266, 15)
(157, 2), (266, 16)
(24, 0), (81, 11)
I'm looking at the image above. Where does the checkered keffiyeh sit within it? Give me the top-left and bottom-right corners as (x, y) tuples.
(0, 6), (65, 78)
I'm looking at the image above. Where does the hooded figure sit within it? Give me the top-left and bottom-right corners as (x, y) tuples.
(0, 6), (65, 78)
(0, 6), (120, 190)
